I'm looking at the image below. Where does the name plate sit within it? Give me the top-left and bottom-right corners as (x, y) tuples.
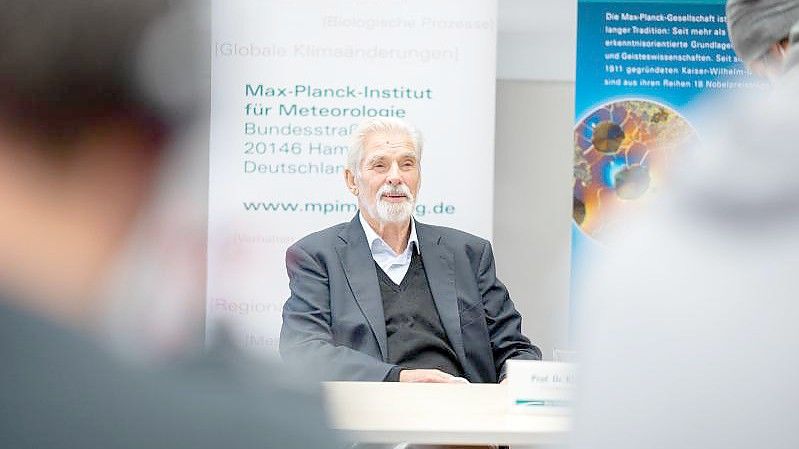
(506, 360), (576, 414)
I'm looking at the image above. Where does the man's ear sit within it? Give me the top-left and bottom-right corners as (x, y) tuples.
(344, 169), (358, 195)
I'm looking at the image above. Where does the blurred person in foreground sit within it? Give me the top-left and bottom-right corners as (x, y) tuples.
(280, 118), (541, 383)
(572, 1), (799, 449)
(0, 1), (339, 448)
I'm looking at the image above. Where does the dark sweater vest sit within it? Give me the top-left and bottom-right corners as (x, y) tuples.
(376, 248), (463, 380)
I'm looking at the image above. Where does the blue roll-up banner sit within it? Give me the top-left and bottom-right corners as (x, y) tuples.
(571, 0), (767, 324)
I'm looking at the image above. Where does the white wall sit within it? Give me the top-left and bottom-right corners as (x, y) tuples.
(497, 0), (576, 81)
(493, 0), (577, 360)
(493, 79), (575, 359)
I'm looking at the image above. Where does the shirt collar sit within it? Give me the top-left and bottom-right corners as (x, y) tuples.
(358, 212), (418, 257)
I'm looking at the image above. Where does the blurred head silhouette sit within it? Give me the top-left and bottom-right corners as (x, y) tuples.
(0, 0), (200, 327)
(0, 5), (345, 449)
(572, 4), (799, 449)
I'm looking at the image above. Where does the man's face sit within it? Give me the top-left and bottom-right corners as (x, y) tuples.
(348, 130), (420, 225)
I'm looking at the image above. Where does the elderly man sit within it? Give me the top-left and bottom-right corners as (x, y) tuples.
(280, 118), (541, 383)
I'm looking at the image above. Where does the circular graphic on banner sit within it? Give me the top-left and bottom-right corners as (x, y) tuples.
(573, 99), (697, 242)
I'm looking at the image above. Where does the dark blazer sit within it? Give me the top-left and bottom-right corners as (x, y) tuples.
(279, 214), (542, 382)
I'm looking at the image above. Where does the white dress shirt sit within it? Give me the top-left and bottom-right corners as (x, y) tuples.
(358, 213), (419, 285)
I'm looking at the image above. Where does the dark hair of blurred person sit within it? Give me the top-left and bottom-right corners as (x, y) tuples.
(0, 1), (340, 448)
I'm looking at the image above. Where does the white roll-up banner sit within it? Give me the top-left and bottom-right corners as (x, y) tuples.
(207, 0), (498, 355)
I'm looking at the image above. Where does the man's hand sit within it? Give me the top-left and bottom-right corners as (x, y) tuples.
(398, 369), (469, 383)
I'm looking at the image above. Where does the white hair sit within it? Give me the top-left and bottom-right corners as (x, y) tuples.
(347, 118), (423, 177)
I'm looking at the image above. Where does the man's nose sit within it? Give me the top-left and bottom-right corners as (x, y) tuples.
(386, 162), (402, 185)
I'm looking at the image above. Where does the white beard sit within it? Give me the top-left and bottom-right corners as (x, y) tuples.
(375, 197), (414, 223)
(363, 184), (416, 224)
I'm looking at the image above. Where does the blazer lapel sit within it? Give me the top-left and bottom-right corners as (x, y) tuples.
(416, 222), (468, 367)
(335, 215), (388, 360)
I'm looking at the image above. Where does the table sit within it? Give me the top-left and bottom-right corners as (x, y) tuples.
(323, 382), (571, 446)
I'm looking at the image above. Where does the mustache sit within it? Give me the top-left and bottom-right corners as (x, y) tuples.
(377, 184), (413, 201)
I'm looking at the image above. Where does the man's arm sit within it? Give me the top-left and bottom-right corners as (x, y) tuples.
(475, 241), (542, 380)
(279, 243), (397, 381)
